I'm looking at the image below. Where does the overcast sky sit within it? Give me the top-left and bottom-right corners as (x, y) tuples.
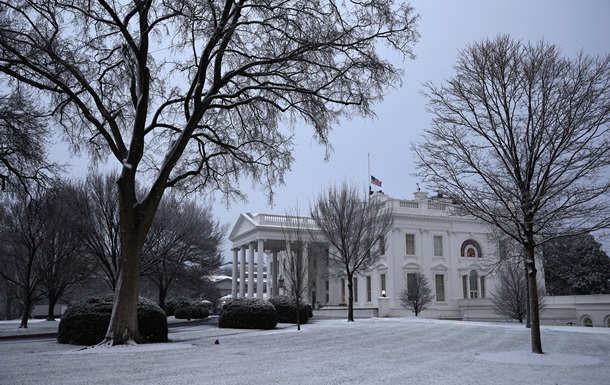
(52, 0), (610, 258)
(214, 0), (610, 255)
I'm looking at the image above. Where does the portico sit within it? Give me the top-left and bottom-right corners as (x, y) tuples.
(228, 213), (327, 304)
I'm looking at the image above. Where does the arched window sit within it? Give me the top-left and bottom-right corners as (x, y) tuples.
(583, 317), (593, 327)
(461, 239), (483, 258)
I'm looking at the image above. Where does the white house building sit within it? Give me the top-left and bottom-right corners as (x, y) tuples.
(228, 190), (502, 320)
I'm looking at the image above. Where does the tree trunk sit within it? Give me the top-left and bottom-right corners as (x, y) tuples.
(158, 286), (167, 311)
(296, 297), (301, 331)
(104, 237), (144, 345)
(47, 296), (58, 321)
(523, 253), (531, 328)
(347, 274), (354, 322)
(47, 288), (60, 321)
(525, 242), (543, 354)
(19, 299), (33, 329)
(103, 168), (164, 345)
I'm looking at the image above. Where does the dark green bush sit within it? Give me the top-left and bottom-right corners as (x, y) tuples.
(174, 305), (209, 320)
(58, 294), (168, 345)
(164, 298), (194, 317)
(268, 296), (309, 324)
(218, 298), (276, 330)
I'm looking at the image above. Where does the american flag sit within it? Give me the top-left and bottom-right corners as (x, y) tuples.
(371, 175), (382, 187)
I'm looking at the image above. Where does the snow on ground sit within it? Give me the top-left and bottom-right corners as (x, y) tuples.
(0, 317), (609, 384)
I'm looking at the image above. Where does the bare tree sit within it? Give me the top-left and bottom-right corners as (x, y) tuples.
(0, 79), (57, 194)
(310, 182), (393, 322)
(75, 173), (122, 291)
(413, 35), (610, 353)
(399, 270), (432, 317)
(280, 208), (311, 330)
(37, 183), (93, 321)
(0, 0), (419, 345)
(141, 195), (226, 309)
(491, 260), (546, 323)
(0, 183), (88, 327)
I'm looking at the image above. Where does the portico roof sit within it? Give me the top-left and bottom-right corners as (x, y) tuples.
(228, 212), (322, 251)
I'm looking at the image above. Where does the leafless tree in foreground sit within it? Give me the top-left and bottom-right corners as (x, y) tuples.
(413, 35), (610, 353)
(400, 270), (432, 317)
(310, 182), (393, 322)
(0, 0), (419, 345)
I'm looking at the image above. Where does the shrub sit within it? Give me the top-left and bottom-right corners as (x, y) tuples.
(218, 298), (276, 330)
(174, 305), (209, 320)
(268, 296), (309, 324)
(58, 294), (168, 345)
(164, 298), (194, 317)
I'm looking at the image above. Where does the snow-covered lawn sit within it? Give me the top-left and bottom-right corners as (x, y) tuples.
(0, 317), (609, 384)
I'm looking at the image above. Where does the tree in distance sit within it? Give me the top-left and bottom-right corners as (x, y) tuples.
(0, 0), (419, 344)
(310, 182), (394, 322)
(280, 207), (311, 331)
(400, 270), (432, 317)
(542, 233), (610, 295)
(0, 182), (90, 328)
(413, 35), (610, 353)
(491, 259), (546, 324)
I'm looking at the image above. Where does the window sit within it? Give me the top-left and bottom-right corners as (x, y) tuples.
(435, 274), (445, 302)
(407, 273), (417, 298)
(583, 317), (593, 327)
(469, 270), (478, 299)
(353, 277), (358, 303)
(366, 276), (372, 302)
(461, 239), (483, 258)
(480, 276), (486, 299)
(380, 273), (386, 295)
(433, 236), (443, 257)
(405, 234), (415, 255)
(341, 278), (346, 303)
(462, 275), (468, 299)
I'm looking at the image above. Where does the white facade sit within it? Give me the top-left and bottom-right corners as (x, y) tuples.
(340, 190), (497, 319)
(229, 190), (499, 319)
(228, 190), (610, 325)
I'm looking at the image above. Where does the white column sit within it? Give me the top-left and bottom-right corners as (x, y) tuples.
(272, 251), (279, 297)
(248, 242), (255, 297)
(239, 246), (246, 298)
(231, 248), (238, 298)
(257, 239), (264, 299)
(303, 242), (310, 303)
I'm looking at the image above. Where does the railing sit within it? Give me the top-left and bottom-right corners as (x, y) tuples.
(259, 214), (317, 228)
(399, 201), (419, 208)
(428, 203), (447, 211)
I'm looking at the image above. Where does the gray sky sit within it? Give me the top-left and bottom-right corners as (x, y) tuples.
(214, 0), (610, 256)
(52, 0), (610, 258)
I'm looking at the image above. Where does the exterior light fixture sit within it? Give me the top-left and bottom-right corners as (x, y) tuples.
(381, 290), (386, 297)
